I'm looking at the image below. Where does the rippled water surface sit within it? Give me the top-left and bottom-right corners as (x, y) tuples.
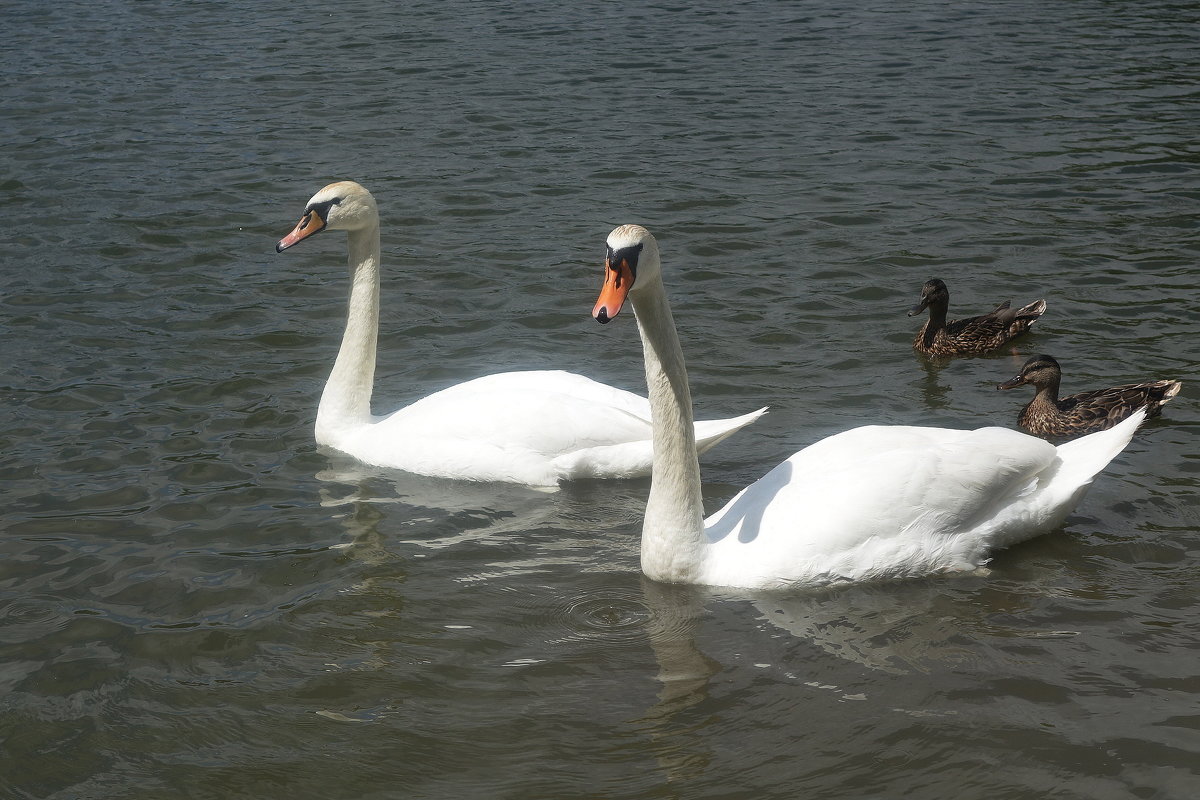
(3, 1), (1198, 797)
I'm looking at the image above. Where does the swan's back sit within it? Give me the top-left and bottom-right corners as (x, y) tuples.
(700, 414), (1144, 589)
(337, 371), (655, 482)
(334, 369), (764, 485)
(378, 371), (654, 447)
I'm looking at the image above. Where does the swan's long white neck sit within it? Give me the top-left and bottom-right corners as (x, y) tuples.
(316, 220), (381, 442)
(630, 277), (708, 583)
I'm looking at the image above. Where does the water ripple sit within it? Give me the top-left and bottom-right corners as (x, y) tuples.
(1, 0), (1197, 797)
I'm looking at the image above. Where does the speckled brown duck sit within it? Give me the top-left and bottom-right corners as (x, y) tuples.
(997, 354), (1182, 439)
(909, 278), (1047, 356)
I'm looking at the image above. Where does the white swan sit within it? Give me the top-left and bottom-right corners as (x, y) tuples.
(593, 224), (1145, 589)
(275, 181), (765, 486)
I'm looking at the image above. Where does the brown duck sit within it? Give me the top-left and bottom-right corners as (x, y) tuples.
(909, 278), (1046, 356)
(998, 354), (1182, 438)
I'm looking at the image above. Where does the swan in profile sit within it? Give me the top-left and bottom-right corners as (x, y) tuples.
(593, 224), (1145, 589)
(275, 181), (764, 486)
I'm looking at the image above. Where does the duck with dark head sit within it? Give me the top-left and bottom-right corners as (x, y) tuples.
(998, 354), (1181, 439)
(909, 278), (1046, 357)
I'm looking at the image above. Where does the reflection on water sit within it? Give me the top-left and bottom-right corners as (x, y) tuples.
(628, 579), (722, 784)
(2, 0), (1197, 796)
(915, 355), (953, 409)
(753, 581), (973, 675)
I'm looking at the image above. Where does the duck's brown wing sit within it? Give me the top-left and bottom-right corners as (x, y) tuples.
(1059, 382), (1177, 430)
(942, 311), (1018, 350)
(945, 299), (1046, 351)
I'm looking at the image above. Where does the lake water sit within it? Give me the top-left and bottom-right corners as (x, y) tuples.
(3, 0), (1198, 797)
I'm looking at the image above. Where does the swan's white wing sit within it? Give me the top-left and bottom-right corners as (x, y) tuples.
(339, 370), (763, 484)
(334, 371), (648, 483)
(377, 370), (654, 452)
(410, 370), (653, 419)
(702, 425), (1060, 588)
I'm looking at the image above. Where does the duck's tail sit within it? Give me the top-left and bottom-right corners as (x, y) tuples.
(1014, 298), (1047, 322)
(1153, 379), (1182, 406)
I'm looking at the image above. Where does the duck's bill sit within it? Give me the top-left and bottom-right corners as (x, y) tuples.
(276, 209), (327, 252)
(907, 300), (928, 317)
(592, 258), (635, 324)
(996, 375), (1025, 391)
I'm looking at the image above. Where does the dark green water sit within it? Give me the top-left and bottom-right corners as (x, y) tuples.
(2, 1), (1197, 797)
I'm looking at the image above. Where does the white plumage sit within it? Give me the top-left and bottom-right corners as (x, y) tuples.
(276, 182), (764, 486)
(593, 224), (1144, 589)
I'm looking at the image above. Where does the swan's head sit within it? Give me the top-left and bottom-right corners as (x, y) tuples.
(592, 224), (661, 324)
(997, 354), (1061, 392)
(908, 278), (949, 317)
(276, 181), (378, 252)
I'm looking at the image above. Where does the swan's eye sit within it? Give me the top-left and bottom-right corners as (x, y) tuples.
(304, 197), (344, 225)
(605, 243), (643, 278)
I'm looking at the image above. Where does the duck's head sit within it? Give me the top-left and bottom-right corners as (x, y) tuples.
(277, 181), (378, 252)
(997, 354), (1061, 391)
(908, 278), (949, 317)
(592, 224), (661, 324)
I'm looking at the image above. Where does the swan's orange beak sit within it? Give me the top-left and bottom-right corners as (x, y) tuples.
(593, 256), (635, 324)
(276, 208), (328, 252)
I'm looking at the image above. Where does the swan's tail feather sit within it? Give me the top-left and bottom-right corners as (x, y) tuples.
(984, 408), (1144, 550)
(551, 407), (767, 481)
(1053, 406), (1145, 487)
(694, 407), (769, 454)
